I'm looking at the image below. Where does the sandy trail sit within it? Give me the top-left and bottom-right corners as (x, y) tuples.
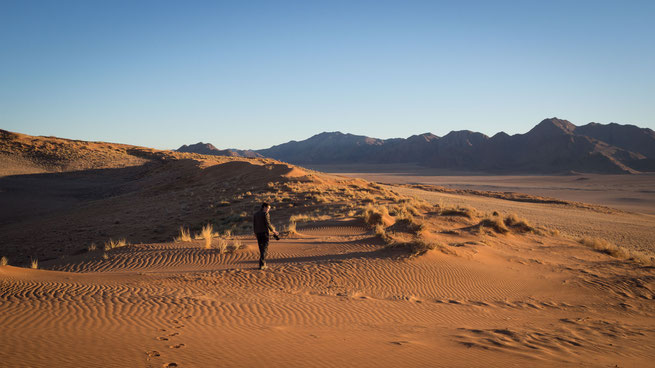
(1, 219), (654, 368)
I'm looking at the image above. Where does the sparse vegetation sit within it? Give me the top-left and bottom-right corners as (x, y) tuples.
(104, 238), (127, 251)
(373, 223), (393, 243)
(1, 256), (8, 266)
(579, 237), (654, 265)
(201, 224), (214, 249)
(504, 213), (537, 233)
(87, 243), (97, 252)
(439, 205), (476, 219)
(477, 213), (540, 234)
(30, 258), (38, 269)
(388, 236), (450, 256)
(362, 204), (393, 227)
(216, 238), (228, 253)
(479, 216), (509, 234)
(228, 239), (243, 252)
(175, 226), (192, 242)
(286, 221), (298, 236)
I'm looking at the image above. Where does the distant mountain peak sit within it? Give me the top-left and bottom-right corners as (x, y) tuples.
(178, 142), (218, 151)
(176, 142), (262, 158)
(528, 118), (577, 136)
(408, 133), (439, 142)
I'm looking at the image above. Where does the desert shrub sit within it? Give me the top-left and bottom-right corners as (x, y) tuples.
(290, 213), (332, 223)
(102, 253), (109, 260)
(30, 258), (38, 269)
(440, 206), (476, 219)
(579, 237), (654, 265)
(479, 217), (509, 234)
(216, 238), (228, 253)
(362, 204), (391, 226)
(104, 238), (127, 251)
(1, 256), (8, 266)
(227, 239), (243, 252)
(201, 224), (214, 249)
(373, 223), (393, 243)
(175, 226), (192, 242)
(390, 237), (449, 256)
(286, 221), (298, 236)
(504, 213), (536, 233)
(579, 237), (630, 258)
(391, 217), (425, 236)
(87, 243), (97, 252)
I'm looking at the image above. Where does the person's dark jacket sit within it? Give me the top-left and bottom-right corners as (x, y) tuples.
(253, 210), (276, 235)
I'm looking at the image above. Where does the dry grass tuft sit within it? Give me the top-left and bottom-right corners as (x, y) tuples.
(104, 238), (127, 251)
(175, 226), (192, 242)
(30, 258), (38, 269)
(290, 213), (332, 223)
(478, 213), (539, 234)
(479, 216), (509, 234)
(579, 237), (654, 265)
(504, 213), (537, 233)
(440, 206), (476, 219)
(286, 221), (298, 236)
(362, 204), (393, 227)
(201, 224), (214, 249)
(227, 239), (244, 252)
(216, 238), (228, 253)
(373, 223), (393, 243)
(390, 237), (450, 256)
(87, 243), (97, 252)
(1, 256), (8, 266)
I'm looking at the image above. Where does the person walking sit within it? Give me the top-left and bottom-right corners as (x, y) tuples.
(253, 202), (279, 270)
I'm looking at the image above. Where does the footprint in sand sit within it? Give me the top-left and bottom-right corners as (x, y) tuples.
(163, 363), (178, 367)
(146, 350), (161, 358)
(156, 336), (169, 341)
(169, 344), (186, 349)
(168, 332), (180, 337)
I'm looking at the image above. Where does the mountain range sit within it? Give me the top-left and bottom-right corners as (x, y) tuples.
(178, 118), (655, 174)
(177, 142), (263, 159)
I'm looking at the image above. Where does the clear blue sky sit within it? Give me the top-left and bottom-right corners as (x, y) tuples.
(1, 0), (654, 150)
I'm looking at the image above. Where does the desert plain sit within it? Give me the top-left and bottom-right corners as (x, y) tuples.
(1, 130), (654, 367)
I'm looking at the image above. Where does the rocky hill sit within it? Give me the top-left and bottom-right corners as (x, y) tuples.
(177, 142), (262, 158)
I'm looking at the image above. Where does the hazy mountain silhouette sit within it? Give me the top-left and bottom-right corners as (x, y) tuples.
(253, 118), (655, 174)
(177, 142), (263, 158)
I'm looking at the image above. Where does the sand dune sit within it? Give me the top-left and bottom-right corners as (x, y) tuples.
(2, 216), (654, 367)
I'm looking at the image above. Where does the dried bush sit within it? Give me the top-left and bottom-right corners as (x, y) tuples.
(479, 217), (509, 234)
(201, 224), (214, 249)
(504, 213), (536, 233)
(579, 237), (654, 265)
(175, 226), (192, 242)
(104, 238), (127, 251)
(440, 206), (476, 219)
